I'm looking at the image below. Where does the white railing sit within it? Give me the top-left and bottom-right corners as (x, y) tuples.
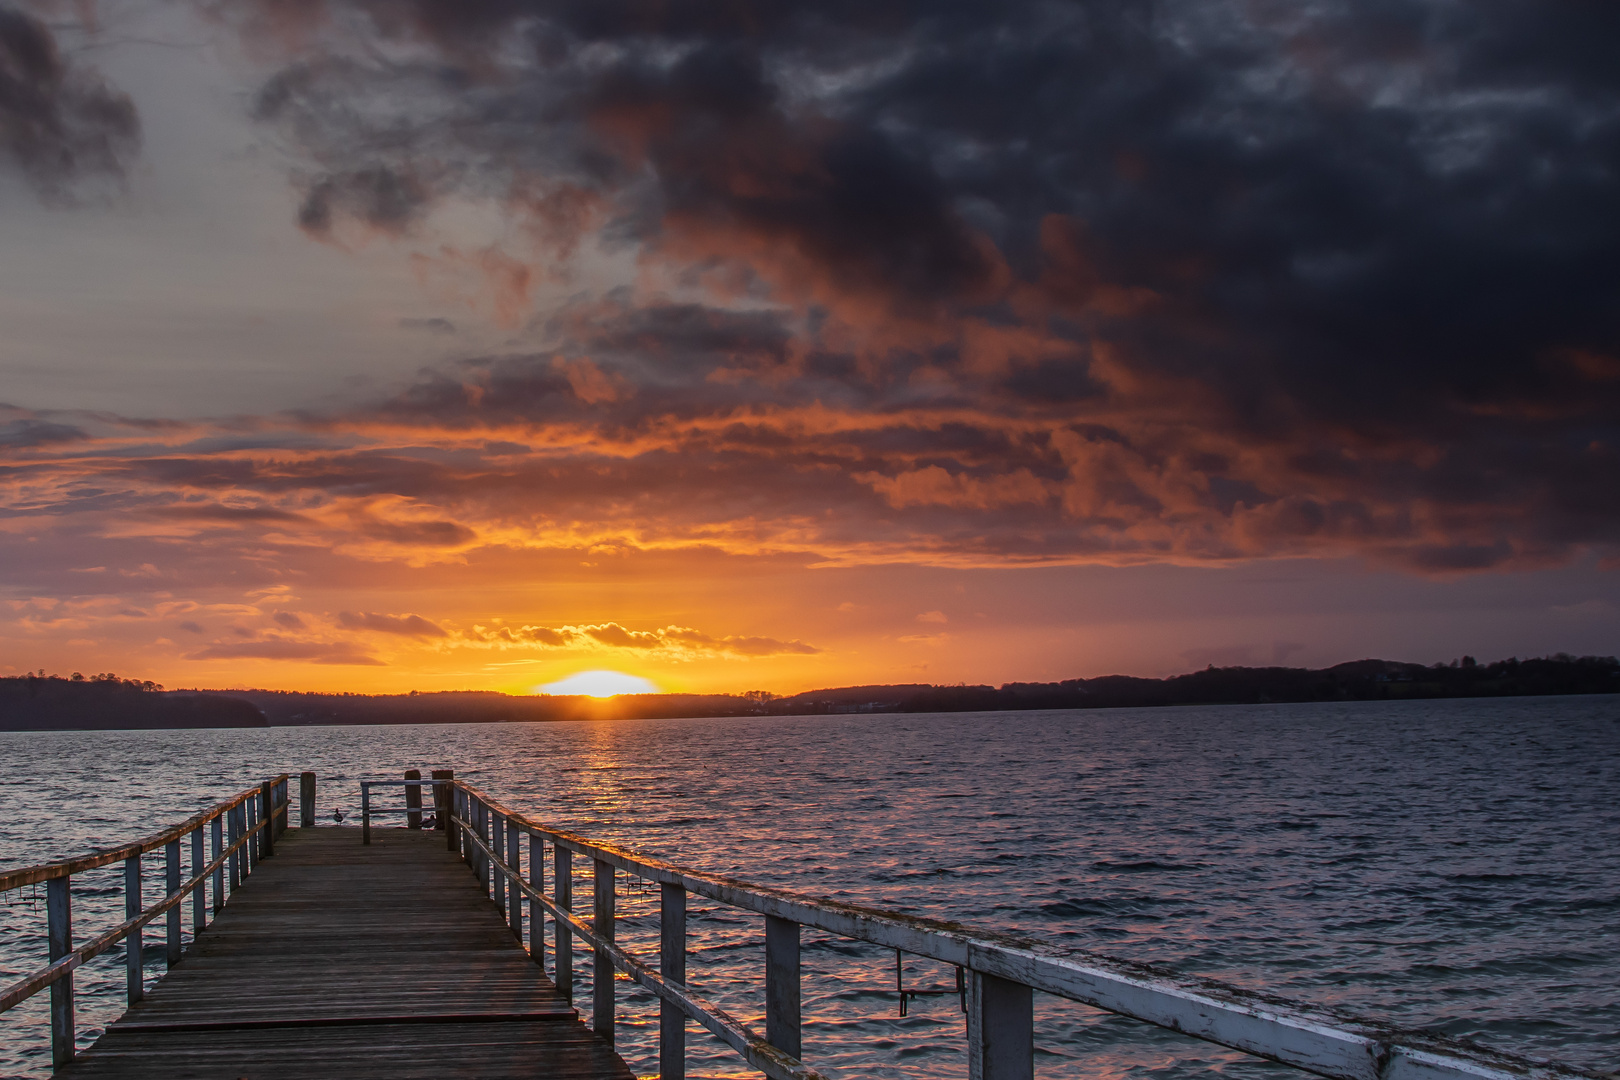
(436, 778), (1600, 1080)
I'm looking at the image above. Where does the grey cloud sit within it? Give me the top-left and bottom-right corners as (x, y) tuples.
(0, 5), (139, 196)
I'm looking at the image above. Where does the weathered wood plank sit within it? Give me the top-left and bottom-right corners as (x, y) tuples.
(57, 828), (632, 1080)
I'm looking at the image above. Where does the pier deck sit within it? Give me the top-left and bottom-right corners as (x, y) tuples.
(58, 827), (633, 1080)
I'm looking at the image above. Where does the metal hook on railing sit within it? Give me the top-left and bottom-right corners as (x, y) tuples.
(895, 949), (968, 1017)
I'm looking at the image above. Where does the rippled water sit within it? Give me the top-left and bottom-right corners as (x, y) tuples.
(2, 696), (1617, 1079)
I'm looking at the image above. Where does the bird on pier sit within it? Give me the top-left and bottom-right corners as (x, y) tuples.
(332, 808), (346, 822)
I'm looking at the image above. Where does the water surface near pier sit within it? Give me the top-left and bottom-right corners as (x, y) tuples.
(2, 696), (1617, 1079)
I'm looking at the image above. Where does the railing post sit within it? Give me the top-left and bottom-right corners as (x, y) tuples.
(507, 824), (522, 940)
(192, 825), (206, 934)
(165, 839), (182, 966)
(555, 845), (573, 1003)
(47, 874), (73, 1069)
(593, 858), (615, 1043)
(212, 813), (224, 912)
(433, 770), (454, 847)
(967, 970), (1033, 1080)
(479, 801), (491, 890)
(228, 805), (241, 892)
(405, 769), (422, 829)
(361, 782), (372, 846)
(661, 882), (687, 1080)
(765, 915), (801, 1060)
(259, 781), (274, 858)
(529, 832), (545, 969)
(245, 796), (257, 869)
(301, 772), (316, 828)
(125, 854), (143, 1003)
(493, 814), (507, 912)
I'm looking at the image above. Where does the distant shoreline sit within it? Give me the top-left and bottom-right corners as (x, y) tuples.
(2, 654), (1615, 731)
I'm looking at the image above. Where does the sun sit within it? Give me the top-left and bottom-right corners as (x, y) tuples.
(540, 670), (659, 698)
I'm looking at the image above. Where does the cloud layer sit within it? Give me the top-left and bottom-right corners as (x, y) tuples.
(1, 0), (1618, 686)
(213, 0), (1620, 572)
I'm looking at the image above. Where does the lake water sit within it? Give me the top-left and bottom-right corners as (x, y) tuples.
(2, 696), (1617, 1078)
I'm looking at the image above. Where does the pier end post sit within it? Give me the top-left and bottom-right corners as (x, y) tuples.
(405, 769), (422, 829)
(432, 770), (453, 846)
(300, 772), (316, 828)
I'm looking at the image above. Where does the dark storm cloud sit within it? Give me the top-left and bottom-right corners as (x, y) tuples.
(7, 0), (1617, 575)
(0, 5), (138, 195)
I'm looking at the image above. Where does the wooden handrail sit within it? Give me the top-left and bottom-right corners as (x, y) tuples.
(455, 809), (833, 1080)
(448, 780), (1601, 1080)
(0, 811), (267, 1012)
(0, 776), (289, 892)
(0, 773), (292, 1070)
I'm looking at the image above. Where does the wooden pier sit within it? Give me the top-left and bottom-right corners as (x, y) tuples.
(55, 827), (630, 1079)
(3, 770), (1604, 1080)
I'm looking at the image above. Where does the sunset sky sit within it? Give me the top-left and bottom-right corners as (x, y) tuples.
(2, 0), (1617, 696)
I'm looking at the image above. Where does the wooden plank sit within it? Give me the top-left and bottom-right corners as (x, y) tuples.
(58, 828), (631, 1080)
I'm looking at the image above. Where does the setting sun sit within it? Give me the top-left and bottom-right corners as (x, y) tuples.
(540, 670), (659, 698)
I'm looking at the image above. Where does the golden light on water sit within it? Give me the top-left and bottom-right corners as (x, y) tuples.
(540, 670), (659, 698)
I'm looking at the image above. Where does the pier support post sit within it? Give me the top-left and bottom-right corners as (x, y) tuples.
(507, 825), (522, 940)
(361, 783), (372, 846)
(228, 806), (241, 892)
(593, 858), (615, 1042)
(47, 875), (73, 1069)
(245, 797), (257, 868)
(475, 800), (488, 885)
(260, 781), (275, 858)
(300, 772), (316, 828)
(405, 769), (422, 829)
(211, 814), (224, 912)
(192, 826), (206, 934)
(432, 770), (453, 845)
(165, 839), (182, 966)
(661, 882), (687, 1080)
(765, 915), (801, 1060)
(493, 815), (507, 912)
(529, 832), (545, 969)
(555, 846), (573, 1003)
(967, 970), (1033, 1080)
(125, 855), (143, 1003)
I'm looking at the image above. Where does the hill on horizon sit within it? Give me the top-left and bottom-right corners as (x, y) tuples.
(2, 654), (1615, 731)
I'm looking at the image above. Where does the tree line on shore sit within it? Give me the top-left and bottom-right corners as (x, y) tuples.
(1, 654), (1614, 731)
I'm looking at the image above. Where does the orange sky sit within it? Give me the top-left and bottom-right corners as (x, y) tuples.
(2, 2), (1618, 696)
